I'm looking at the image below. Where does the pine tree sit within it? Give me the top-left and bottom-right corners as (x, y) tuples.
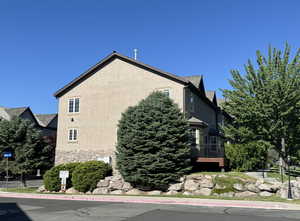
(0, 117), (54, 185)
(116, 91), (191, 190)
(222, 44), (300, 169)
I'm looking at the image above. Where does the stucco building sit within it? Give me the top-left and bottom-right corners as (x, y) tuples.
(54, 52), (227, 170)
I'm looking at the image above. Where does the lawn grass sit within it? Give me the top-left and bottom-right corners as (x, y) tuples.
(0, 187), (38, 193)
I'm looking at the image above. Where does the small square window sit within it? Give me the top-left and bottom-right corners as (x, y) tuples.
(162, 89), (170, 97)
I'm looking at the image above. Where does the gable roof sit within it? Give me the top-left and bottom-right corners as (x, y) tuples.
(35, 114), (57, 127)
(0, 107), (28, 120)
(54, 51), (191, 98)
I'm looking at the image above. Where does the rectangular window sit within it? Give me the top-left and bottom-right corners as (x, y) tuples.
(68, 129), (78, 141)
(189, 128), (196, 145)
(210, 136), (217, 151)
(162, 89), (170, 97)
(68, 98), (80, 113)
(75, 98), (80, 112)
(68, 99), (74, 113)
(190, 93), (195, 112)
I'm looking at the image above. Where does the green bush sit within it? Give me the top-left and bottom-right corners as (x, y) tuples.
(43, 162), (82, 192)
(116, 91), (191, 191)
(72, 161), (112, 193)
(225, 141), (271, 171)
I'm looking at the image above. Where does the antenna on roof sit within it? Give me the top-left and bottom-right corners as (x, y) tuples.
(133, 49), (138, 60)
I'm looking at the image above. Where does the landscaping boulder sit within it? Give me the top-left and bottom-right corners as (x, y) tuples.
(246, 183), (260, 193)
(259, 191), (273, 197)
(164, 190), (178, 195)
(199, 177), (214, 188)
(37, 185), (46, 193)
(233, 183), (245, 191)
(194, 188), (212, 196)
(92, 187), (109, 194)
(235, 191), (257, 198)
(110, 190), (123, 195)
(168, 182), (183, 191)
(126, 188), (145, 195)
(182, 191), (193, 196)
(147, 190), (162, 195)
(184, 180), (199, 191)
(122, 182), (133, 192)
(97, 179), (110, 188)
(65, 187), (79, 194)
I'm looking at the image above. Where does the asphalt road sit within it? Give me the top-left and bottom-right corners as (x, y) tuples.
(0, 197), (300, 221)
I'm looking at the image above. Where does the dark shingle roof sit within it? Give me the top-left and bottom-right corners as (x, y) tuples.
(4, 107), (28, 118)
(182, 75), (202, 88)
(35, 114), (57, 127)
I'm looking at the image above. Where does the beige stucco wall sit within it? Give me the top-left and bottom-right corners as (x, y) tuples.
(55, 58), (185, 165)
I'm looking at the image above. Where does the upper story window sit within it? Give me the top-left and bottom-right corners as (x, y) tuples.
(190, 93), (195, 112)
(68, 128), (78, 141)
(68, 98), (80, 113)
(162, 89), (170, 97)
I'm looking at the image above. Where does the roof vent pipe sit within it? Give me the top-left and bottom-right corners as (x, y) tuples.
(134, 49), (138, 60)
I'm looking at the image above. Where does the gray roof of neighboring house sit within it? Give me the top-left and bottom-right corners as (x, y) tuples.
(0, 107), (28, 120)
(206, 91), (216, 102)
(34, 114), (57, 127)
(182, 75), (202, 88)
(188, 116), (208, 127)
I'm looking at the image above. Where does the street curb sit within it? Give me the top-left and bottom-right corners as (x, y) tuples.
(1, 192), (300, 211)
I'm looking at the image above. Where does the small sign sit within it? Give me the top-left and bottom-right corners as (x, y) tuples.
(59, 170), (69, 179)
(97, 156), (112, 165)
(3, 152), (12, 158)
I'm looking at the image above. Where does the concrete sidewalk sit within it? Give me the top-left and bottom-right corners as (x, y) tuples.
(0, 191), (300, 211)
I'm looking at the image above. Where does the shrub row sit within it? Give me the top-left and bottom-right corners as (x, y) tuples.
(43, 161), (112, 192)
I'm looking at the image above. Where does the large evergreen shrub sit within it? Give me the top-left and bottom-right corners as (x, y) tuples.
(72, 161), (112, 193)
(43, 162), (82, 191)
(116, 91), (191, 191)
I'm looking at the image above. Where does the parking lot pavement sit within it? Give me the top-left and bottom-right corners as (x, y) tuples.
(1, 197), (300, 221)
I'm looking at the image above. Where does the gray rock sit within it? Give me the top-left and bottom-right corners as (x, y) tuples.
(65, 187), (79, 194)
(97, 179), (110, 188)
(147, 190), (162, 195)
(122, 182), (133, 191)
(85, 191), (92, 195)
(109, 180), (124, 190)
(111, 175), (123, 182)
(182, 191), (193, 196)
(126, 188), (145, 195)
(194, 188), (212, 196)
(92, 188), (109, 194)
(246, 183), (260, 193)
(258, 183), (273, 192)
(168, 183), (183, 191)
(233, 183), (245, 191)
(199, 178), (214, 188)
(259, 191), (273, 197)
(235, 191), (257, 198)
(186, 174), (203, 180)
(110, 190), (123, 195)
(36, 185), (46, 193)
(164, 190), (178, 195)
(184, 180), (199, 191)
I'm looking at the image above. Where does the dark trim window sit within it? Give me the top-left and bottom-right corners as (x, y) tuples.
(68, 98), (80, 113)
(68, 129), (78, 141)
(190, 93), (195, 112)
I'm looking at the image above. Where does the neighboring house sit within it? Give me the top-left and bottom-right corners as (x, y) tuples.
(54, 51), (228, 170)
(0, 106), (57, 142)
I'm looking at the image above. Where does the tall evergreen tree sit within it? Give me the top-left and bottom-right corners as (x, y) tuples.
(116, 91), (191, 190)
(222, 44), (300, 168)
(0, 117), (54, 185)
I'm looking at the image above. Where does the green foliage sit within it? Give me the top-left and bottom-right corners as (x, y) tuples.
(212, 176), (245, 194)
(43, 162), (82, 192)
(72, 161), (112, 193)
(225, 141), (271, 171)
(0, 117), (55, 177)
(222, 44), (300, 167)
(116, 91), (191, 191)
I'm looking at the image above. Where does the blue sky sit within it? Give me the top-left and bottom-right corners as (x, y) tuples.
(0, 0), (299, 114)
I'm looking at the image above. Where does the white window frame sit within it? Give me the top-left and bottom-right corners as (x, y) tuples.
(156, 88), (171, 97)
(68, 128), (78, 141)
(68, 97), (80, 113)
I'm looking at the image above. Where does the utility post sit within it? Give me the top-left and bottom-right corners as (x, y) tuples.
(2, 151), (12, 190)
(282, 138), (292, 199)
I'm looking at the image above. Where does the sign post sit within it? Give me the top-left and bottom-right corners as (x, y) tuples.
(59, 170), (69, 192)
(3, 151), (12, 190)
